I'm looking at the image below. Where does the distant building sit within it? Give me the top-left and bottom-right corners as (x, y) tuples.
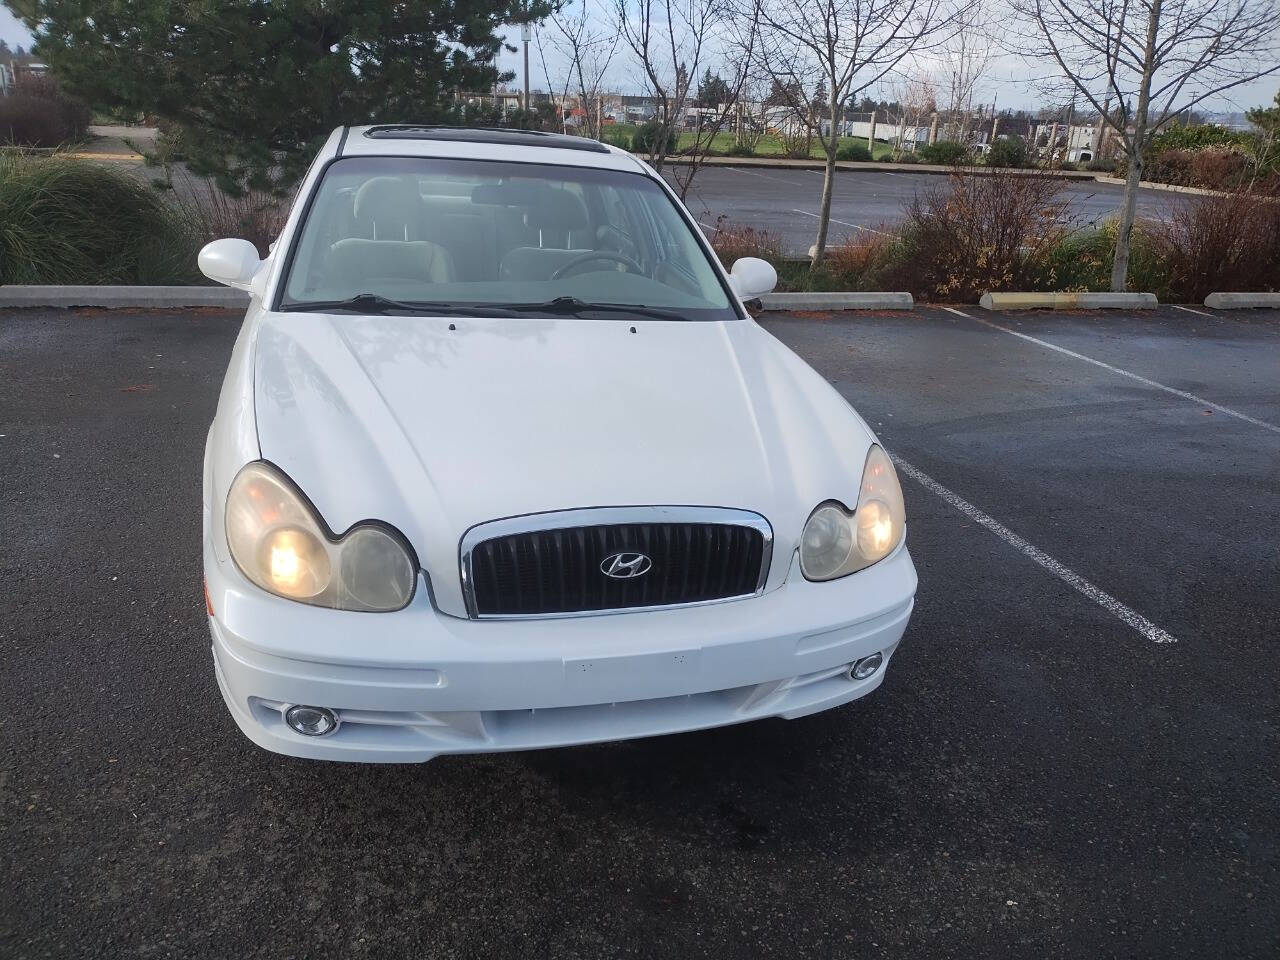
(1030, 122), (1101, 163)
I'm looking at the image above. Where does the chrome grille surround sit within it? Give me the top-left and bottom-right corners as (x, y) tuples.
(459, 506), (774, 620)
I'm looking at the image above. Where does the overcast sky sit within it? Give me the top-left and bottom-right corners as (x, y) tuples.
(0, 7), (29, 50)
(4, 9), (1276, 116)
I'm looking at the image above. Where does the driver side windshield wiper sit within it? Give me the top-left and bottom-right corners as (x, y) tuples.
(505, 297), (688, 322)
(279, 293), (516, 317)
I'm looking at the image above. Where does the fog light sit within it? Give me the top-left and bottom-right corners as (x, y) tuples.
(284, 705), (338, 737)
(850, 652), (884, 680)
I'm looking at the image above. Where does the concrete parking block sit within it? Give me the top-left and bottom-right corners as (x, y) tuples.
(759, 291), (913, 311)
(979, 291), (1158, 311)
(1204, 292), (1280, 309)
(0, 285), (249, 309)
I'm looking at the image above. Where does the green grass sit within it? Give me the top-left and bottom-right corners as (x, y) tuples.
(603, 123), (898, 160)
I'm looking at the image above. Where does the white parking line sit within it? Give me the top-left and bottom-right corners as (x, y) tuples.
(893, 457), (1178, 644)
(947, 308), (1280, 435)
(790, 209), (894, 236)
(1171, 304), (1213, 317)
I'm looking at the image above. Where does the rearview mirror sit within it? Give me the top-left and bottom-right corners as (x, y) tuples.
(728, 257), (777, 300)
(199, 238), (264, 292)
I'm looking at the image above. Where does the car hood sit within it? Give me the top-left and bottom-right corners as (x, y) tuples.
(252, 312), (876, 617)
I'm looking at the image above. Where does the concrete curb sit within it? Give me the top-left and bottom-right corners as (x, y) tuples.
(656, 153), (1100, 180)
(1204, 292), (1280, 309)
(1091, 176), (1223, 198)
(979, 291), (1158, 311)
(0, 285), (249, 309)
(759, 291), (913, 311)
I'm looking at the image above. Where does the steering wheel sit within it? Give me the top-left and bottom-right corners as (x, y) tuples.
(549, 250), (646, 280)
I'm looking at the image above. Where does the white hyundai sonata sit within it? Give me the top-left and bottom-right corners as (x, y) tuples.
(200, 125), (917, 762)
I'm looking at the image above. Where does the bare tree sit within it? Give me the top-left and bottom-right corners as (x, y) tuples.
(891, 72), (939, 157)
(1013, 0), (1280, 291)
(938, 19), (993, 144)
(749, 0), (968, 269)
(735, 71), (772, 152)
(545, 0), (621, 141)
(534, 26), (575, 134)
(614, 0), (722, 172)
(668, 18), (760, 197)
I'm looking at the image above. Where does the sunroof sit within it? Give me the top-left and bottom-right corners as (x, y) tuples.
(362, 126), (612, 154)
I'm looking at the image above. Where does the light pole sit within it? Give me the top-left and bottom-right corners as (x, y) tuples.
(520, 1), (531, 113)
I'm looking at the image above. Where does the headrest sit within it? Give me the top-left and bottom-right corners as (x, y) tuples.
(354, 177), (421, 234)
(471, 180), (589, 231)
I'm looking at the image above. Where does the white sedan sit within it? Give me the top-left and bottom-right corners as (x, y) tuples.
(200, 125), (917, 762)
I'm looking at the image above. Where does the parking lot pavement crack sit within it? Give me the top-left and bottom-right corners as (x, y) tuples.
(892, 456), (1180, 645)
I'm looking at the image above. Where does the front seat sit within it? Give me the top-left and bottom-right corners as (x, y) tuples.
(328, 238), (457, 286)
(498, 189), (596, 282)
(334, 176), (457, 285)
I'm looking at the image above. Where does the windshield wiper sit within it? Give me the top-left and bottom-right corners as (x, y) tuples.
(280, 293), (515, 317)
(505, 296), (688, 322)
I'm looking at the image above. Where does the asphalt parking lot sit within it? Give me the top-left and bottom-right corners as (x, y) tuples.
(2, 304), (1277, 959)
(668, 166), (1186, 254)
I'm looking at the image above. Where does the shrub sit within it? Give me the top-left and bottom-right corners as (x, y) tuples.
(1145, 188), (1280, 300)
(1086, 157), (1118, 173)
(631, 121), (677, 155)
(835, 143), (872, 162)
(986, 136), (1029, 169)
(1140, 148), (1197, 185)
(1057, 160), (1078, 171)
(784, 145), (812, 159)
(1189, 149), (1251, 190)
(895, 152), (920, 164)
(1036, 222), (1165, 295)
(171, 173), (288, 258)
(726, 143), (755, 157)
(823, 232), (901, 290)
(0, 153), (202, 284)
(917, 140), (970, 165)
(707, 215), (783, 268)
(603, 130), (632, 150)
(1133, 146), (1252, 189)
(0, 78), (91, 147)
(883, 170), (1069, 302)
(1151, 123), (1249, 153)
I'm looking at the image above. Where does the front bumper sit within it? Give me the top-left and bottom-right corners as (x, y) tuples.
(206, 537), (916, 763)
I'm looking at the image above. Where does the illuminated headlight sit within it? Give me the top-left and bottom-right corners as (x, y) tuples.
(800, 445), (905, 581)
(224, 462), (416, 611)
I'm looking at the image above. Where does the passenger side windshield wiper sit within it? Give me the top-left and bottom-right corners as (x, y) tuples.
(279, 293), (516, 317)
(505, 297), (688, 322)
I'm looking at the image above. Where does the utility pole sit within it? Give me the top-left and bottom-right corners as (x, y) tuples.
(521, 19), (531, 112)
(868, 109), (877, 152)
(1095, 96), (1110, 157)
(1064, 96), (1075, 163)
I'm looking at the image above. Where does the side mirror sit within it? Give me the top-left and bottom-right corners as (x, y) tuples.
(728, 257), (777, 300)
(199, 238), (264, 292)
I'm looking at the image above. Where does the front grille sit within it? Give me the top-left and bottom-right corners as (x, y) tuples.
(463, 511), (770, 618)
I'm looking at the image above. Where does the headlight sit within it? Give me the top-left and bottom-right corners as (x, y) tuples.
(799, 445), (905, 581)
(224, 462), (416, 611)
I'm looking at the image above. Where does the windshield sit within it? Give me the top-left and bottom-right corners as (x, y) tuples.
(278, 156), (738, 320)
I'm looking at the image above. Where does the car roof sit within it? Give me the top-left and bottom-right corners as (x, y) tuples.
(337, 124), (650, 174)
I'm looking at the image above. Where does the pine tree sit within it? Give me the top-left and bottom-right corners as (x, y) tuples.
(13, 0), (552, 192)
